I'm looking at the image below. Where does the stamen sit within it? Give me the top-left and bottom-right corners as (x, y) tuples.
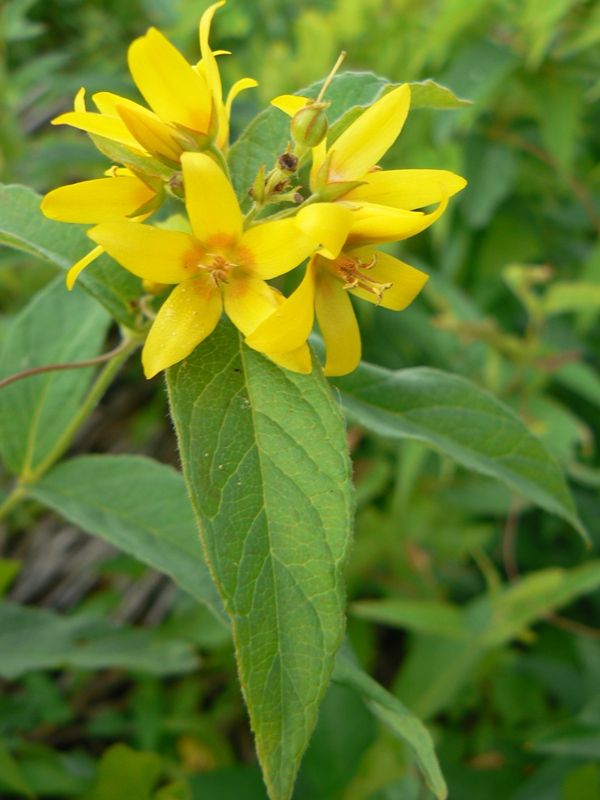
(196, 253), (237, 286)
(335, 253), (391, 305)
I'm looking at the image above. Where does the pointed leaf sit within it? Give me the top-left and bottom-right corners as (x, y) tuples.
(334, 651), (447, 799)
(0, 602), (197, 679)
(29, 454), (226, 623)
(167, 320), (353, 800)
(333, 364), (586, 540)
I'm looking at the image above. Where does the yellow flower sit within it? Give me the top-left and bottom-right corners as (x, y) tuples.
(88, 152), (350, 378)
(248, 82), (468, 376)
(52, 2), (256, 163)
(246, 247), (428, 376)
(41, 168), (162, 289)
(272, 84), (466, 244)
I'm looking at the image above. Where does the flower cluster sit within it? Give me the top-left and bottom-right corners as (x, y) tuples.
(42, 1), (466, 377)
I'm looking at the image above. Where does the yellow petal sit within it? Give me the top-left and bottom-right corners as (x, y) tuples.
(216, 76), (257, 149)
(128, 27), (211, 133)
(74, 87), (86, 112)
(295, 202), (353, 259)
(223, 273), (313, 374)
(181, 152), (242, 245)
(245, 261), (316, 353)
(328, 84), (411, 181)
(315, 269), (361, 376)
(271, 94), (310, 116)
(347, 194), (448, 246)
(344, 169), (467, 210)
(88, 222), (199, 283)
(93, 91), (152, 118)
(51, 111), (143, 151)
(199, 1), (225, 104)
(66, 245), (104, 290)
(346, 248), (429, 310)
(117, 103), (183, 163)
(41, 177), (155, 224)
(222, 271), (280, 336)
(225, 77), (259, 118)
(309, 139), (328, 189)
(268, 344), (312, 374)
(142, 275), (222, 378)
(237, 217), (315, 280)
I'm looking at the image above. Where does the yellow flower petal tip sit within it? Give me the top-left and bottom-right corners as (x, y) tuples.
(270, 95), (309, 117)
(65, 245), (105, 290)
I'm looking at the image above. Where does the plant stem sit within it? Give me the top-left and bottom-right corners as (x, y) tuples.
(0, 485), (26, 521)
(0, 333), (141, 520)
(25, 335), (140, 483)
(0, 337), (134, 392)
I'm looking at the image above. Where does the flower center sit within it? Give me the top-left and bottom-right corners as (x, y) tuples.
(334, 253), (391, 304)
(197, 253), (238, 287)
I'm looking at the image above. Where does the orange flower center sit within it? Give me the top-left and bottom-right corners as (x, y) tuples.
(333, 253), (391, 303)
(196, 252), (238, 287)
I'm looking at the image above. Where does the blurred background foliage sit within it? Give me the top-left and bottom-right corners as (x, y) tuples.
(1, 0), (600, 797)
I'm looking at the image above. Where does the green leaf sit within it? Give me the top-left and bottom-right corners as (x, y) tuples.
(394, 563), (600, 719)
(84, 744), (162, 800)
(0, 559), (21, 597)
(295, 683), (376, 799)
(0, 601), (198, 679)
(228, 72), (388, 205)
(333, 364), (586, 540)
(462, 140), (517, 228)
(351, 599), (466, 639)
(555, 361), (600, 408)
(0, 741), (35, 799)
(0, 183), (140, 327)
(481, 561), (600, 647)
(0, 278), (110, 478)
(543, 282), (600, 315)
(29, 455), (226, 623)
(189, 766), (266, 799)
(167, 320), (353, 800)
(333, 651), (447, 800)
(407, 79), (472, 109)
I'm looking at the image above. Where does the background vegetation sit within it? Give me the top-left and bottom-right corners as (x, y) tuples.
(1, 0), (600, 797)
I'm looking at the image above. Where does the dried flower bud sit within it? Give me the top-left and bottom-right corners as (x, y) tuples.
(278, 152), (299, 172)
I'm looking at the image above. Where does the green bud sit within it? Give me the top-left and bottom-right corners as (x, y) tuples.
(290, 102), (329, 148)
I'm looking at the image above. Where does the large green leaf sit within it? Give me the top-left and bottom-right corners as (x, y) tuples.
(333, 651), (447, 800)
(0, 183), (140, 326)
(167, 320), (353, 800)
(0, 278), (110, 478)
(333, 364), (586, 539)
(0, 602), (197, 679)
(29, 455), (226, 623)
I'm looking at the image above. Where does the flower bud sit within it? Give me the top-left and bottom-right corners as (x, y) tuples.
(290, 102), (328, 148)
